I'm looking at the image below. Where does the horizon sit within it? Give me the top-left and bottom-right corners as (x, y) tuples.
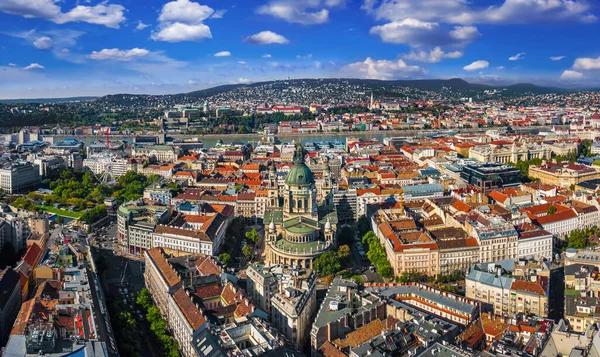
(1, 0), (600, 98)
(0, 76), (595, 101)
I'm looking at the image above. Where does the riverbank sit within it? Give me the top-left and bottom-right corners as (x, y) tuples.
(47, 124), (560, 141)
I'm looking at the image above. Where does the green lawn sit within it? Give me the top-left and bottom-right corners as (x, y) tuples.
(565, 289), (582, 296)
(37, 205), (83, 219)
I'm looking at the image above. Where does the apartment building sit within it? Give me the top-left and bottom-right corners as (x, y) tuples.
(0, 161), (40, 194)
(144, 247), (183, 317)
(466, 260), (549, 318)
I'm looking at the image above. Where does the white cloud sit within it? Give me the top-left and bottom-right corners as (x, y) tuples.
(561, 70), (584, 80)
(245, 31), (289, 44)
(214, 51), (231, 57)
(550, 56), (566, 61)
(497, 66), (505, 70)
(237, 61), (246, 64)
(339, 57), (425, 80)
(136, 21), (150, 31)
(236, 78), (251, 84)
(152, 23), (212, 42)
(463, 60), (489, 71)
(509, 52), (526, 61)
(296, 54), (313, 59)
(369, 19), (480, 47)
(89, 48), (150, 61)
(24, 63), (44, 70)
(364, 0), (596, 25)
(8, 63), (16, 67)
(211, 9), (227, 19)
(573, 57), (600, 70)
(158, 0), (214, 23)
(257, 0), (344, 25)
(0, 0), (126, 28)
(33, 36), (53, 50)
(152, 0), (214, 42)
(403, 46), (462, 63)
(262, 54), (272, 58)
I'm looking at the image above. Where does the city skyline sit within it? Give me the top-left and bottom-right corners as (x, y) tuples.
(1, 0), (600, 98)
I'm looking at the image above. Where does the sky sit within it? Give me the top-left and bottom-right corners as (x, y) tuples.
(1, 0), (600, 98)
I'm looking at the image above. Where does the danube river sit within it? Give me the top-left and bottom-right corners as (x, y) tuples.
(50, 125), (555, 149)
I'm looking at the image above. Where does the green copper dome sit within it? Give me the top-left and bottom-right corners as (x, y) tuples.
(285, 144), (314, 187)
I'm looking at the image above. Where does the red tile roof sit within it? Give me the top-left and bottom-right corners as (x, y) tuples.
(172, 287), (207, 330)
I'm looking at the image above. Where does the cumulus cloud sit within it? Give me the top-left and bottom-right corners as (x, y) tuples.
(561, 70), (584, 80)
(573, 57), (600, 70)
(136, 21), (150, 31)
(509, 52), (526, 61)
(0, 0), (126, 28)
(463, 60), (489, 71)
(403, 46), (462, 63)
(8, 63), (17, 67)
(369, 19), (480, 47)
(33, 36), (54, 50)
(257, 0), (345, 25)
(214, 51), (231, 57)
(88, 48), (150, 61)
(237, 61), (246, 64)
(245, 31), (289, 44)
(363, 0), (596, 25)
(550, 56), (566, 61)
(24, 63), (45, 70)
(296, 54), (313, 59)
(339, 57), (425, 80)
(152, 0), (214, 42)
(262, 54), (272, 58)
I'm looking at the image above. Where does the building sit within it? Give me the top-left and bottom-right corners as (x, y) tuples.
(310, 277), (386, 355)
(83, 154), (135, 179)
(264, 145), (339, 269)
(460, 164), (522, 191)
(144, 247), (183, 317)
(529, 163), (600, 188)
(402, 184), (444, 201)
(465, 213), (518, 263)
(270, 268), (317, 349)
(143, 179), (173, 204)
(117, 202), (171, 255)
(0, 161), (40, 194)
(368, 283), (480, 327)
(167, 287), (208, 357)
(517, 229), (553, 260)
(332, 189), (357, 222)
(469, 142), (549, 164)
(131, 145), (180, 162)
(0, 268), (21, 346)
(466, 259), (549, 318)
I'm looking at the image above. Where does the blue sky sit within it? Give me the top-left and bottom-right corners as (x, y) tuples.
(1, 0), (600, 98)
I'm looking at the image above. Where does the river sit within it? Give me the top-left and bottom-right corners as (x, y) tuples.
(49, 125), (555, 149)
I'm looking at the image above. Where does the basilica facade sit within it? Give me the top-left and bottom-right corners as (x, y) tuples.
(264, 144), (338, 269)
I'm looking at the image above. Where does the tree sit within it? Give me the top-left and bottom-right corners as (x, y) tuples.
(242, 245), (254, 260)
(136, 288), (152, 310)
(547, 205), (557, 215)
(219, 253), (231, 266)
(337, 245), (351, 260)
(313, 251), (342, 275)
(55, 216), (63, 224)
(245, 229), (260, 246)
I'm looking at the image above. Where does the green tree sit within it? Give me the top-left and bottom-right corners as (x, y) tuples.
(219, 253), (231, 266)
(547, 205), (557, 215)
(242, 245), (254, 260)
(55, 216), (63, 224)
(245, 229), (260, 246)
(313, 251), (342, 275)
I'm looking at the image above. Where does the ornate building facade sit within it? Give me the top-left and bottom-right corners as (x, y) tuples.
(264, 144), (338, 268)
